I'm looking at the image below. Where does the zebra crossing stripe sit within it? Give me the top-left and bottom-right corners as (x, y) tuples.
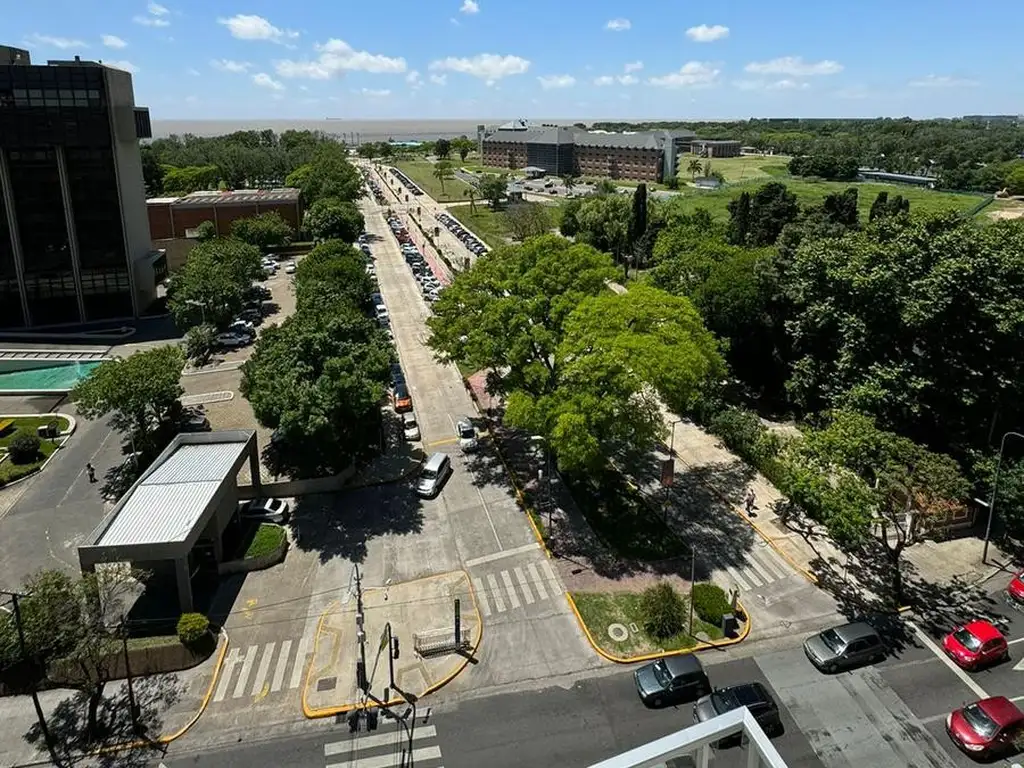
(289, 635), (311, 690)
(327, 746), (441, 768)
(487, 573), (506, 612)
(540, 558), (559, 593)
(270, 640), (291, 693)
(741, 563), (764, 588)
(514, 566), (534, 604)
(232, 645), (258, 699)
(250, 641), (275, 697)
(472, 577), (491, 616)
(759, 545), (795, 579)
(324, 724), (437, 755)
(500, 570), (521, 609)
(527, 562), (548, 600)
(213, 646), (241, 702)
(723, 564), (751, 592)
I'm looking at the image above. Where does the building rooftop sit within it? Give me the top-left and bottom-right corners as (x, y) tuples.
(170, 188), (300, 208)
(485, 126), (696, 151)
(146, 196), (181, 205)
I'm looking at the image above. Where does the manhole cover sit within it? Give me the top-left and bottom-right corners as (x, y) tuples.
(607, 623), (629, 642)
(316, 676), (337, 692)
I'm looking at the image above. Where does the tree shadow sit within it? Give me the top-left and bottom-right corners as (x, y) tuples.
(288, 485), (424, 564)
(23, 673), (184, 767)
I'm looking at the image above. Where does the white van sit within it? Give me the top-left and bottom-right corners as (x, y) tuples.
(416, 452), (452, 498)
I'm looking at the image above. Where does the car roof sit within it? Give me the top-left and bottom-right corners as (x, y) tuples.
(963, 620), (1003, 642)
(402, 412), (416, 423)
(720, 682), (773, 708)
(978, 696), (1024, 726)
(394, 384), (409, 397)
(834, 621), (879, 643)
(661, 654), (704, 677)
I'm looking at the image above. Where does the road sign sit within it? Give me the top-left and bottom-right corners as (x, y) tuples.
(660, 458), (675, 487)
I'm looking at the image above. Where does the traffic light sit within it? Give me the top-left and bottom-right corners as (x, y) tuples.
(356, 660), (368, 693)
(392, 637), (400, 660)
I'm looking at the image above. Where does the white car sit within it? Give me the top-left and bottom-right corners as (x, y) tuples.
(402, 412), (421, 441)
(375, 305), (389, 320)
(284, 261), (297, 274)
(456, 417), (478, 452)
(238, 497), (291, 524)
(215, 332), (249, 349)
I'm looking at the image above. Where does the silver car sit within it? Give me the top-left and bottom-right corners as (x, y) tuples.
(804, 621), (885, 672)
(456, 417), (478, 452)
(239, 498), (291, 524)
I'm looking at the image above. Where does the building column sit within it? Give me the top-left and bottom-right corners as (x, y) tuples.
(174, 557), (194, 613)
(248, 441), (263, 497)
(212, 534), (223, 564)
(0, 148), (32, 327)
(54, 146), (86, 324)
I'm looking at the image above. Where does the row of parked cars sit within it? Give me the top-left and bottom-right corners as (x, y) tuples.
(386, 215), (444, 304)
(436, 211), (487, 257)
(389, 166), (424, 196)
(365, 174), (389, 205)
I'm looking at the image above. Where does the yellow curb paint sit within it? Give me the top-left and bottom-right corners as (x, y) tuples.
(564, 592), (751, 665)
(302, 572), (484, 719)
(90, 627), (231, 755)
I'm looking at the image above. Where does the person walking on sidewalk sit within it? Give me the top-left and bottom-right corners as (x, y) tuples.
(744, 488), (756, 517)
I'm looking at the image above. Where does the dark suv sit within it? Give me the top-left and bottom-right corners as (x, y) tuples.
(693, 682), (782, 746)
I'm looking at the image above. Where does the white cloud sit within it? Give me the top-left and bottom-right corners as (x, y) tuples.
(218, 14), (298, 43)
(538, 74), (575, 89)
(358, 88), (391, 96)
(428, 53), (530, 85)
(406, 70), (422, 86)
(252, 72), (284, 90)
(618, 74), (638, 85)
(605, 18), (631, 32)
(594, 75), (615, 86)
(623, 61), (643, 73)
(429, 73), (447, 85)
(275, 39), (406, 79)
(147, 2), (169, 16)
(594, 73), (639, 87)
(460, 0), (479, 14)
(133, 15), (169, 27)
(685, 24), (729, 42)
(767, 79), (809, 90)
(745, 56), (842, 77)
(102, 35), (128, 49)
(186, 68), (200, 76)
(105, 60), (139, 74)
(908, 74), (979, 88)
(211, 59), (250, 73)
(450, 17), (460, 26)
(648, 61), (720, 88)
(24, 34), (87, 50)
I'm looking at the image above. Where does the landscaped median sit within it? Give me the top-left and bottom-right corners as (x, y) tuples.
(218, 523), (289, 575)
(0, 413), (73, 487)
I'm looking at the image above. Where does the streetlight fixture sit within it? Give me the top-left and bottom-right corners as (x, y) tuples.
(983, 430), (1024, 564)
(668, 418), (682, 456)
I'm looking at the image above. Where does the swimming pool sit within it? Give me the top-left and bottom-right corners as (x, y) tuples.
(0, 361), (102, 393)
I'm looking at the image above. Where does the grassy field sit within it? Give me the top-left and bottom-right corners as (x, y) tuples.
(446, 202), (564, 249)
(676, 154), (791, 183)
(393, 160), (476, 202)
(0, 415), (69, 486)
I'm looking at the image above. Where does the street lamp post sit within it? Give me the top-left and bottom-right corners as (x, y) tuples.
(983, 431), (1024, 564)
(668, 418), (682, 456)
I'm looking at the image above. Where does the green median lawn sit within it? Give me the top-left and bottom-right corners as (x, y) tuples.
(392, 160), (476, 202)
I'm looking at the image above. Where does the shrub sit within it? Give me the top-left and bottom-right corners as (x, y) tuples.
(691, 583), (732, 626)
(7, 432), (41, 465)
(176, 612), (210, 646)
(640, 582), (686, 639)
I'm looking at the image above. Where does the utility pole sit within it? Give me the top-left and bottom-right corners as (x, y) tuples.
(688, 550), (696, 636)
(354, 565), (367, 695)
(3, 590), (58, 766)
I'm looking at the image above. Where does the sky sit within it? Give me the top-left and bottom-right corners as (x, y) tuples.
(8, 0), (1022, 121)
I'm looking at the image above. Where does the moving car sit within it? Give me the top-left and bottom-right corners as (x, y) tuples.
(456, 417), (478, 452)
(803, 621), (885, 673)
(943, 620), (1009, 669)
(693, 683), (782, 745)
(634, 655), (710, 708)
(392, 383), (413, 412)
(402, 412), (421, 442)
(416, 452), (452, 498)
(946, 696), (1024, 758)
(238, 497), (291, 524)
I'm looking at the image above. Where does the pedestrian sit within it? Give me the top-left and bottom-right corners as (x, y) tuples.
(744, 488), (756, 517)
(86, 462), (95, 483)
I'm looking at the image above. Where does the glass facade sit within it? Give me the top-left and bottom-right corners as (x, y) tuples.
(0, 186), (23, 328)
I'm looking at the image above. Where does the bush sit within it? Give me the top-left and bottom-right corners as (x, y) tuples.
(640, 582), (686, 639)
(7, 432), (41, 465)
(691, 583), (732, 626)
(185, 323), (217, 365)
(176, 612), (210, 646)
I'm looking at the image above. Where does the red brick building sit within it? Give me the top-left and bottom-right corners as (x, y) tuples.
(147, 188), (302, 241)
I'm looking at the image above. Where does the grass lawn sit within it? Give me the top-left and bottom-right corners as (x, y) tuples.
(393, 160), (476, 202)
(460, 163), (513, 176)
(0, 415), (69, 486)
(571, 591), (723, 657)
(665, 177), (987, 222)
(0, 415), (70, 448)
(447, 202), (565, 250)
(676, 154), (792, 184)
(245, 523), (286, 559)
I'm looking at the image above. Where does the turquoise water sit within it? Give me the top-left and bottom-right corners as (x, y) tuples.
(0, 361), (102, 392)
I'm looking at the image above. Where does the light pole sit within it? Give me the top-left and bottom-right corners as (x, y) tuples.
(983, 430), (1024, 564)
(668, 418), (682, 456)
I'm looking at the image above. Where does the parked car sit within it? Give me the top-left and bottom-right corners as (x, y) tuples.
(392, 383), (413, 412)
(804, 621), (885, 673)
(284, 261), (297, 274)
(215, 332), (249, 349)
(456, 417), (478, 452)
(402, 412), (421, 441)
(179, 407), (211, 433)
(943, 620), (1009, 670)
(947, 697), (1024, 758)
(693, 683), (782, 745)
(238, 497), (291, 524)
(634, 655), (710, 708)
(1006, 571), (1024, 610)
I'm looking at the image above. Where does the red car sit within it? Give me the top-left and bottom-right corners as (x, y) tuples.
(942, 620), (1009, 669)
(947, 696), (1024, 758)
(1006, 571), (1024, 608)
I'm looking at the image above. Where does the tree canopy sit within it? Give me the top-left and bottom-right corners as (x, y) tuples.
(230, 211), (294, 249)
(303, 197), (365, 242)
(167, 237), (262, 330)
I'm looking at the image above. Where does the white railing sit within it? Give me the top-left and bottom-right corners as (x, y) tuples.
(588, 707), (789, 768)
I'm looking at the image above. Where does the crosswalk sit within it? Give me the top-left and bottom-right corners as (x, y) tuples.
(713, 542), (796, 593)
(470, 558), (561, 617)
(324, 717), (444, 768)
(212, 631), (313, 703)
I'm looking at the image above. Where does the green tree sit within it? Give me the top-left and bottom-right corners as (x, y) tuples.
(477, 173), (508, 210)
(593, 179), (617, 196)
(640, 582), (685, 639)
(821, 187), (859, 229)
(434, 138), (452, 159)
(561, 173), (578, 195)
(71, 347), (185, 457)
(230, 211), (294, 249)
(432, 160), (454, 196)
(726, 191), (751, 245)
(140, 145), (165, 195)
(501, 203), (551, 241)
(630, 183), (648, 248)
(185, 323), (217, 366)
(663, 174), (680, 190)
(293, 240), (373, 312)
(303, 198), (365, 242)
(571, 194), (632, 259)
(745, 182), (800, 246)
(161, 165), (221, 194)
(168, 238), (262, 329)
(687, 157), (703, 181)
(294, 143), (363, 205)
(451, 137), (474, 162)
(284, 163), (313, 190)
(1005, 165), (1024, 196)
(194, 220), (216, 242)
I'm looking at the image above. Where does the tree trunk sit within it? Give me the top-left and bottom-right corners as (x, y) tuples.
(885, 541), (905, 609)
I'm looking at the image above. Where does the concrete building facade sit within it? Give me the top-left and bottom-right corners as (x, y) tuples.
(691, 139), (742, 158)
(147, 188), (302, 241)
(0, 45), (162, 330)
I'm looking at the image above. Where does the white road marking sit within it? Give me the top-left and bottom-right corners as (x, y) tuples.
(487, 573), (506, 612)
(327, 746), (441, 768)
(539, 557), (559, 592)
(1013, 657), (1024, 671)
(270, 639), (291, 692)
(500, 570), (521, 609)
(475, 485), (503, 550)
(213, 646), (242, 703)
(250, 641), (275, 696)
(290, 634), (311, 690)
(464, 542), (540, 568)
(907, 619), (989, 699)
(324, 724), (437, 754)
(232, 645), (258, 699)
(472, 577), (492, 616)
(741, 566), (764, 588)
(1008, 636), (1024, 646)
(759, 544), (796, 579)
(527, 562), (549, 600)
(723, 564), (751, 591)
(745, 553), (777, 585)
(514, 566), (535, 604)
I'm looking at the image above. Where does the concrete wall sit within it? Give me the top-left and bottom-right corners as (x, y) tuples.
(237, 464), (356, 499)
(153, 237), (199, 274)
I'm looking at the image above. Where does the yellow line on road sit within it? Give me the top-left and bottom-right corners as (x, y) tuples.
(426, 437), (459, 447)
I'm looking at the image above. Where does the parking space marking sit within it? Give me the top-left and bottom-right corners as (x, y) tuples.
(1008, 636), (1024, 646)
(472, 577), (492, 616)
(907, 619), (989, 699)
(270, 640), (291, 692)
(514, 567), (535, 604)
(500, 570), (521, 609)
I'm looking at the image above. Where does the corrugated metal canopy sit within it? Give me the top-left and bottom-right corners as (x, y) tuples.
(98, 482), (221, 547)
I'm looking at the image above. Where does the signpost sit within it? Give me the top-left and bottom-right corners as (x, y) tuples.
(454, 598), (461, 646)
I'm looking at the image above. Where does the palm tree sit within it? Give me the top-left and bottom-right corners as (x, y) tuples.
(687, 158), (703, 181)
(464, 185), (478, 213)
(433, 161), (454, 197)
(561, 173), (578, 195)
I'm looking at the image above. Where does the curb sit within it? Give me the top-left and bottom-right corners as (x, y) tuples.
(0, 412), (77, 490)
(301, 571), (484, 719)
(564, 592), (751, 664)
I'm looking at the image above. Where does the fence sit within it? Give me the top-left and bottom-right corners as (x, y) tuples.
(412, 627), (472, 658)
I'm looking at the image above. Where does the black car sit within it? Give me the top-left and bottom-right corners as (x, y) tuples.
(634, 655), (710, 708)
(693, 682), (782, 746)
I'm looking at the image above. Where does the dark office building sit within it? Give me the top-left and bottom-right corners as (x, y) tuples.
(0, 45), (160, 329)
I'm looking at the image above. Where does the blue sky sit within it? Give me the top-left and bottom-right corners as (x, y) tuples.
(9, 0), (1021, 120)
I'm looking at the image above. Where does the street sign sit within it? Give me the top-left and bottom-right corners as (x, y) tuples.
(660, 458), (675, 487)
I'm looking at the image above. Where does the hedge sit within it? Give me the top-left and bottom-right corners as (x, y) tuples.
(176, 612), (210, 646)
(691, 583), (732, 626)
(8, 432), (41, 465)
